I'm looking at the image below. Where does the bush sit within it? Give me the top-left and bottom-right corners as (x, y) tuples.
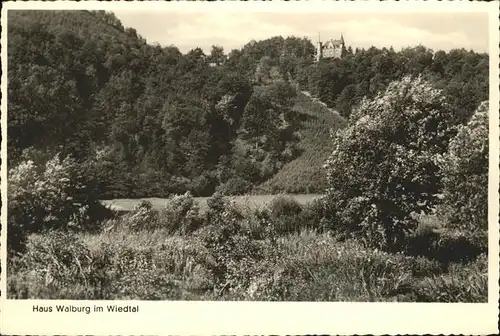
(160, 192), (202, 234)
(268, 195), (304, 235)
(97, 236), (215, 300)
(186, 173), (217, 197)
(324, 76), (458, 251)
(198, 193), (244, 281)
(433, 231), (486, 264)
(197, 193), (266, 293)
(112, 200), (161, 232)
(8, 153), (111, 256)
(8, 231), (216, 300)
(437, 101), (489, 234)
(239, 207), (272, 240)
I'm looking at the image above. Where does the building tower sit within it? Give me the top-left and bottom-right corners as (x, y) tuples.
(316, 32), (323, 62)
(316, 33), (345, 61)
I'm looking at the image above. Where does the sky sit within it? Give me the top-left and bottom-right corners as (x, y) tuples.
(113, 11), (489, 55)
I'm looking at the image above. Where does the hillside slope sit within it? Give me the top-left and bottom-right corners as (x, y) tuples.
(7, 10), (312, 198)
(255, 91), (347, 194)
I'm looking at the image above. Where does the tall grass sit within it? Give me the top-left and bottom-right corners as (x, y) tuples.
(8, 194), (488, 302)
(411, 254), (488, 302)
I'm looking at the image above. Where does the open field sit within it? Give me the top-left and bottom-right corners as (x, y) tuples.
(102, 194), (324, 212)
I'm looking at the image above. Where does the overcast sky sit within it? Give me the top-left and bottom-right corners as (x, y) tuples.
(113, 11), (489, 54)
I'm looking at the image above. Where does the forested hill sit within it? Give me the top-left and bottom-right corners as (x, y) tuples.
(7, 10), (489, 198)
(8, 10), (134, 40)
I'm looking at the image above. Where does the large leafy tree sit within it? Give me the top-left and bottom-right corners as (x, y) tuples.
(324, 76), (458, 251)
(240, 81), (297, 146)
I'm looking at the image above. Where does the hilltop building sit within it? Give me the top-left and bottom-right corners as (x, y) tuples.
(316, 34), (346, 61)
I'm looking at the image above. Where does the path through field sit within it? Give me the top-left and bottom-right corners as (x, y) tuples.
(101, 194), (324, 212)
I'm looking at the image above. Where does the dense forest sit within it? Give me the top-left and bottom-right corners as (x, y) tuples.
(7, 10), (489, 199)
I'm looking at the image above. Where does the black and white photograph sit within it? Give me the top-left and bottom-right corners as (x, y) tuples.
(1, 1), (499, 335)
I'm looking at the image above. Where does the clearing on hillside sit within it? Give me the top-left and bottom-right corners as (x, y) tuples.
(255, 91), (347, 194)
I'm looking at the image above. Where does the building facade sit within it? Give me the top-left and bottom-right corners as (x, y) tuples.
(316, 34), (345, 62)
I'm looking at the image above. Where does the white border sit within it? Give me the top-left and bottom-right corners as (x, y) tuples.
(1, 1), (498, 335)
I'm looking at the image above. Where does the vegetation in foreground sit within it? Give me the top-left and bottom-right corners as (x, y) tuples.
(8, 194), (487, 302)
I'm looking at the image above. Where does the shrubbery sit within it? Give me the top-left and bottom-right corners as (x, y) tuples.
(406, 228), (486, 265)
(437, 101), (489, 235)
(239, 236), (415, 301)
(8, 231), (215, 300)
(197, 193), (257, 288)
(8, 192), (488, 302)
(268, 195), (304, 234)
(300, 198), (330, 232)
(112, 200), (161, 232)
(105, 194), (203, 234)
(160, 192), (202, 234)
(196, 192), (290, 296)
(8, 153), (110, 256)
